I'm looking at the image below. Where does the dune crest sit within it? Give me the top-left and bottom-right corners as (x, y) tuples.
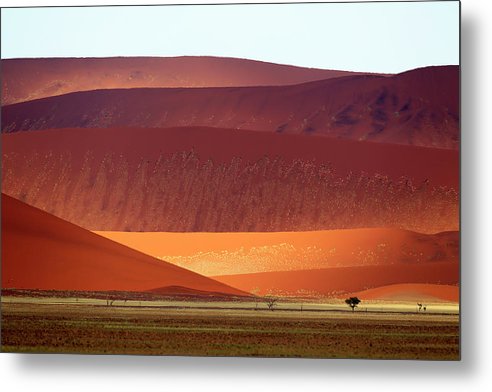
(1, 56), (363, 105)
(2, 65), (458, 149)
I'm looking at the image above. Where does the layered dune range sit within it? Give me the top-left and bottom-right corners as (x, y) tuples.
(2, 65), (459, 149)
(213, 262), (459, 298)
(1, 191), (459, 300)
(1, 56), (365, 105)
(1, 193), (246, 297)
(2, 127), (458, 233)
(1, 56), (460, 302)
(95, 229), (459, 276)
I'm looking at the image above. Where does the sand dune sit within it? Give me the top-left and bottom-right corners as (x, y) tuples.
(1, 56), (363, 105)
(347, 283), (459, 303)
(1, 193), (246, 296)
(213, 262), (459, 298)
(2, 65), (458, 149)
(94, 229), (459, 276)
(1, 126), (458, 187)
(2, 127), (458, 233)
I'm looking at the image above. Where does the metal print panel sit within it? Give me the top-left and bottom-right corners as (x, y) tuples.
(0, 1), (460, 359)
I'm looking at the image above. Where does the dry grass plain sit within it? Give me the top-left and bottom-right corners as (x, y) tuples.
(1, 296), (459, 360)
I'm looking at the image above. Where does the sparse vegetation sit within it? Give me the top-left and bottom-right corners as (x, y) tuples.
(265, 296), (278, 311)
(1, 299), (459, 359)
(251, 287), (260, 309)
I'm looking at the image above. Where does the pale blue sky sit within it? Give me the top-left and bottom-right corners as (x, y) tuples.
(1, 1), (459, 73)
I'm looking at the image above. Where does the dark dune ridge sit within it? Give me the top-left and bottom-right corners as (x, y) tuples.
(1, 193), (246, 297)
(2, 127), (458, 233)
(1, 56), (363, 105)
(2, 65), (458, 149)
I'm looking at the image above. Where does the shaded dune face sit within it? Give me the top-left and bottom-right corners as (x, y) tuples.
(2, 66), (459, 149)
(95, 229), (459, 276)
(0, 193), (246, 296)
(1, 56), (363, 105)
(2, 127), (458, 233)
(348, 283), (459, 303)
(213, 262), (459, 298)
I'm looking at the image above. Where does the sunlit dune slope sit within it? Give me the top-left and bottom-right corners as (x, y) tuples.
(1, 193), (246, 296)
(2, 127), (458, 233)
(1, 56), (362, 105)
(94, 229), (459, 276)
(347, 283), (459, 303)
(213, 262), (459, 298)
(2, 65), (458, 149)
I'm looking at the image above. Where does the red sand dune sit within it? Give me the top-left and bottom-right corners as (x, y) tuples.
(213, 262), (459, 298)
(1, 56), (363, 105)
(2, 65), (459, 149)
(2, 127), (458, 233)
(0, 193), (246, 296)
(347, 283), (459, 303)
(94, 229), (459, 276)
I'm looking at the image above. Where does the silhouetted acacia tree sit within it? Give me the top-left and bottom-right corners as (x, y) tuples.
(345, 297), (361, 312)
(265, 296), (279, 311)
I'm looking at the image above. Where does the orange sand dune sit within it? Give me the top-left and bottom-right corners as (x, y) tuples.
(0, 193), (245, 297)
(2, 65), (458, 149)
(213, 262), (459, 298)
(347, 283), (459, 303)
(94, 229), (459, 276)
(1, 56), (363, 105)
(2, 127), (458, 233)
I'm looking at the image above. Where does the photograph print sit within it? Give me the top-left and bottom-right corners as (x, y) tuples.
(1, 0), (460, 360)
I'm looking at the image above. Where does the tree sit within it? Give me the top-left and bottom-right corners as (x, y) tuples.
(345, 297), (361, 312)
(106, 296), (115, 307)
(265, 296), (278, 311)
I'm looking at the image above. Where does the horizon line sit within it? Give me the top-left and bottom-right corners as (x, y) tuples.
(0, 54), (459, 75)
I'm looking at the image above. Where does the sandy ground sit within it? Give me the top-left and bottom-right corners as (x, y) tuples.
(0, 295), (459, 315)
